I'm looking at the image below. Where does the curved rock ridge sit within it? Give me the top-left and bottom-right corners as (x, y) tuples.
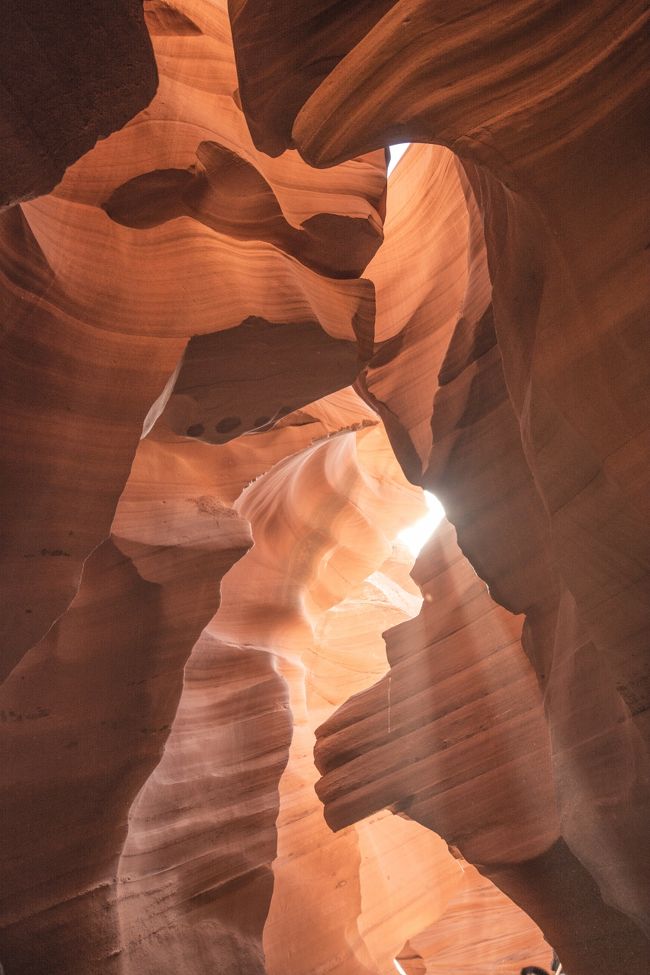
(212, 420), (550, 974)
(0, 1), (648, 973)
(315, 519), (650, 970)
(116, 635), (292, 975)
(362, 143), (490, 482)
(399, 861), (551, 975)
(0, 0), (386, 680)
(103, 141), (381, 279)
(0, 389), (396, 974)
(229, 1), (649, 967)
(3, 378), (526, 973)
(315, 519), (555, 856)
(0, 421), (253, 974)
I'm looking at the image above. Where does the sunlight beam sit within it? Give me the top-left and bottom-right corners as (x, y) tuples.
(397, 490), (445, 557)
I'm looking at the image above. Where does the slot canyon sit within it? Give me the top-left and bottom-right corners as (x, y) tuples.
(1, 2), (648, 973)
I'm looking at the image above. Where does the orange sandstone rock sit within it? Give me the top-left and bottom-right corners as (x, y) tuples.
(1, 1), (648, 972)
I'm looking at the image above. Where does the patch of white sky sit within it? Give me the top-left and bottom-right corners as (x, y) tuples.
(386, 143), (446, 558)
(386, 142), (410, 177)
(393, 960), (409, 975)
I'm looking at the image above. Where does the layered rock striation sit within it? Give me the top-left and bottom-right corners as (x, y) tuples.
(1, 1), (648, 973)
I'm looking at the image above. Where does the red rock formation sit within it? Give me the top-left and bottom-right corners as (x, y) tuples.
(232, 1), (649, 967)
(0, 1), (157, 209)
(0, 422), (253, 973)
(397, 862), (550, 975)
(0, 0), (384, 680)
(1, 1), (648, 973)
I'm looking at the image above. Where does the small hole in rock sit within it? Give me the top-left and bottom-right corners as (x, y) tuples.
(215, 416), (242, 433)
(186, 423), (204, 437)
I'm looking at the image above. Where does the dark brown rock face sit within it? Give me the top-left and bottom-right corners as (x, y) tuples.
(0, 1), (158, 209)
(1, 1), (648, 973)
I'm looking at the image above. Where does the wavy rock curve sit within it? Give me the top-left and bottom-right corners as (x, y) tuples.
(1, 1), (648, 973)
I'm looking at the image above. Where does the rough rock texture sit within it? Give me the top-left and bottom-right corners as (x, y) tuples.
(1, 1), (648, 973)
(0, 1), (158, 209)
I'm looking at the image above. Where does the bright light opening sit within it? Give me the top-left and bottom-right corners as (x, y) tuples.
(397, 490), (445, 557)
(387, 142), (410, 176)
(393, 960), (409, 975)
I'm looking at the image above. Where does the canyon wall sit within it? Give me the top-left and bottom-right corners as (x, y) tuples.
(1, 1), (648, 972)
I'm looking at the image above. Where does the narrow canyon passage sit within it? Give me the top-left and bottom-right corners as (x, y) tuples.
(1, 2), (648, 974)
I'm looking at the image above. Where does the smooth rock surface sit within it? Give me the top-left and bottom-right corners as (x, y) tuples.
(1, 1), (648, 972)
